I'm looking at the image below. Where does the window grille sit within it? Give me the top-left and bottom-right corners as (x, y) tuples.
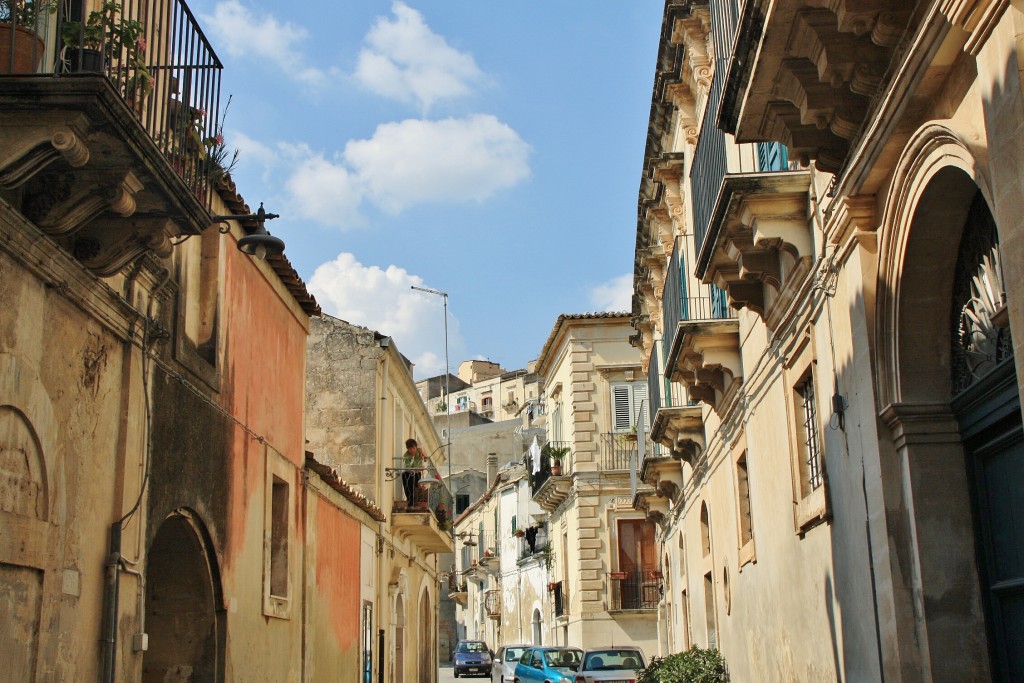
(799, 377), (823, 490)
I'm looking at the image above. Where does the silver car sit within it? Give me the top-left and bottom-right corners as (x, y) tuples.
(490, 644), (531, 683)
(574, 648), (646, 682)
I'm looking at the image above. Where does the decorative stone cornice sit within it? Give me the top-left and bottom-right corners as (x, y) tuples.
(665, 320), (742, 414)
(0, 79), (211, 278)
(720, 2), (916, 174)
(826, 194), (877, 248)
(697, 171), (812, 326)
(650, 404), (704, 467)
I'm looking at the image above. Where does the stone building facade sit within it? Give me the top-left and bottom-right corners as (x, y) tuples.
(531, 313), (658, 652)
(633, 1), (1024, 681)
(305, 315), (455, 681)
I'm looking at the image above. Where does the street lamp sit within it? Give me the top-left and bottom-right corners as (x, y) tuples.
(411, 285), (452, 497)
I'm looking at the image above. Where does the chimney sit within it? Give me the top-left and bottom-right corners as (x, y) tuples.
(487, 452), (498, 484)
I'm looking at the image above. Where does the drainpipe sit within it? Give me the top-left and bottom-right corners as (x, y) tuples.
(100, 522), (122, 683)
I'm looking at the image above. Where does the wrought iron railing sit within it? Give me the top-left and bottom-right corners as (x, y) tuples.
(599, 433), (651, 471)
(2, 0), (224, 208)
(390, 457), (452, 529)
(609, 570), (661, 610)
(648, 352), (663, 417)
(528, 440), (572, 496)
(691, 74), (728, 256)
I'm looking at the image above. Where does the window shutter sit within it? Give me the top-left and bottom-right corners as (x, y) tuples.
(635, 383), (650, 430)
(613, 385), (632, 431)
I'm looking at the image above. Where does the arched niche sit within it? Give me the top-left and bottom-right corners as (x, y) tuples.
(143, 510), (224, 683)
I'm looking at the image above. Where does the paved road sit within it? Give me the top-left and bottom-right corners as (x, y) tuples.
(438, 663), (492, 683)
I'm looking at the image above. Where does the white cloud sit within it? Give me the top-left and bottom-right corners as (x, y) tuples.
(202, 1), (330, 86)
(355, 2), (484, 111)
(308, 253), (464, 377)
(285, 155), (366, 228)
(344, 115), (530, 213)
(589, 274), (633, 313)
(268, 115), (529, 226)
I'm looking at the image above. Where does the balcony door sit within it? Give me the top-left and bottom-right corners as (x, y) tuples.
(617, 519), (656, 609)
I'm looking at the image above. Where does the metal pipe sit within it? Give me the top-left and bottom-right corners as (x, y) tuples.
(100, 522), (122, 683)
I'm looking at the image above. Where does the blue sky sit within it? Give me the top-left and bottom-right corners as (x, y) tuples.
(189, 0), (663, 377)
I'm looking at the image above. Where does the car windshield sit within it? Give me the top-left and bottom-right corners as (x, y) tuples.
(457, 642), (488, 653)
(544, 648), (582, 670)
(583, 650), (645, 670)
(506, 647), (527, 661)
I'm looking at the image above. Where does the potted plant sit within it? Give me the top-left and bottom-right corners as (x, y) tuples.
(542, 443), (570, 476)
(0, 0), (55, 73)
(513, 528), (525, 538)
(61, 1), (151, 107)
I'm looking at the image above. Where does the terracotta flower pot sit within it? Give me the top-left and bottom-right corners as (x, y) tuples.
(0, 24), (44, 74)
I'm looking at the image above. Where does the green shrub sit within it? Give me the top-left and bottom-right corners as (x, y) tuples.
(636, 646), (729, 683)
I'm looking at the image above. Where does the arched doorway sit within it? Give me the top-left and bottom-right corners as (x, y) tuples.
(143, 511), (222, 683)
(418, 589), (432, 683)
(394, 596), (405, 683)
(879, 150), (1023, 680)
(531, 608), (542, 645)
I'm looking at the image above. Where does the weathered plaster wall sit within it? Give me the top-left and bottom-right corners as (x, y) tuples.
(306, 316), (382, 498)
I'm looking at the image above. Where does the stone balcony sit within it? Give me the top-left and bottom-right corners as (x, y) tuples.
(392, 510), (455, 555)
(719, 2), (918, 174)
(696, 171), (813, 330)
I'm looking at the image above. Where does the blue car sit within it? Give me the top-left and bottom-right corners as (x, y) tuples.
(454, 640), (493, 678)
(512, 646), (583, 683)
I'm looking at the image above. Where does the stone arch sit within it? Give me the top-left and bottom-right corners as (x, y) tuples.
(417, 583), (433, 683)
(0, 353), (59, 524)
(531, 605), (542, 645)
(875, 123), (994, 406)
(143, 509), (224, 683)
(873, 122), (1012, 680)
(394, 594), (405, 683)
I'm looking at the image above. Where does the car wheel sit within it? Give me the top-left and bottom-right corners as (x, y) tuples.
(453, 670), (459, 678)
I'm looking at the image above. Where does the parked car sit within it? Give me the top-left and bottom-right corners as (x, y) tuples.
(454, 640), (494, 678)
(492, 644), (531, 683)
(573, 648), (647, 682)
(513, 646), (583, 682)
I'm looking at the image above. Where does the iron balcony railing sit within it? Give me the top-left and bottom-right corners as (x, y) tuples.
(608, 570), (661, 610)
(690, 71), (728, 256)
(2, 0), (224, 209)
(528, 440), (572, 497)
(599, 432), (653, 471)
(391, 457), (452, 530)
(648, 351), (663, 417)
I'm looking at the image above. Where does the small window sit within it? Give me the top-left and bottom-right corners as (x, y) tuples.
(787, 347), (828, 531)
(611, 382), (649, 432)
(797, 374), (823, 493)
(455, 493), (470, 514)
(735, 447), (755, 570)
(270, 475), (289, 597)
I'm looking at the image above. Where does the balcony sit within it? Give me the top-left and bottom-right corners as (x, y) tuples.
(0, 0), (224, 277)
(649, 404), (704, 468)
(719, 1), (919, 175)
(608, 570), (661, 611)
(389, 459), (455, 554)
(696, 171), (812, 329)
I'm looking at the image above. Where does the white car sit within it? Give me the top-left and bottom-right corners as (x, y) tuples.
(573, 647), (646, 682)
(490, 644), (531, 683)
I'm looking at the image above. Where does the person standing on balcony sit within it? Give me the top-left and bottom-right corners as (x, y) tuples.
(402, 438), (426, 506)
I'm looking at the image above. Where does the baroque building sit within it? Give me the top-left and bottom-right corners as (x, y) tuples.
(1, 2), (446, 681)
(531, 313), (658, 652)
(633, 1), (1024, 681)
